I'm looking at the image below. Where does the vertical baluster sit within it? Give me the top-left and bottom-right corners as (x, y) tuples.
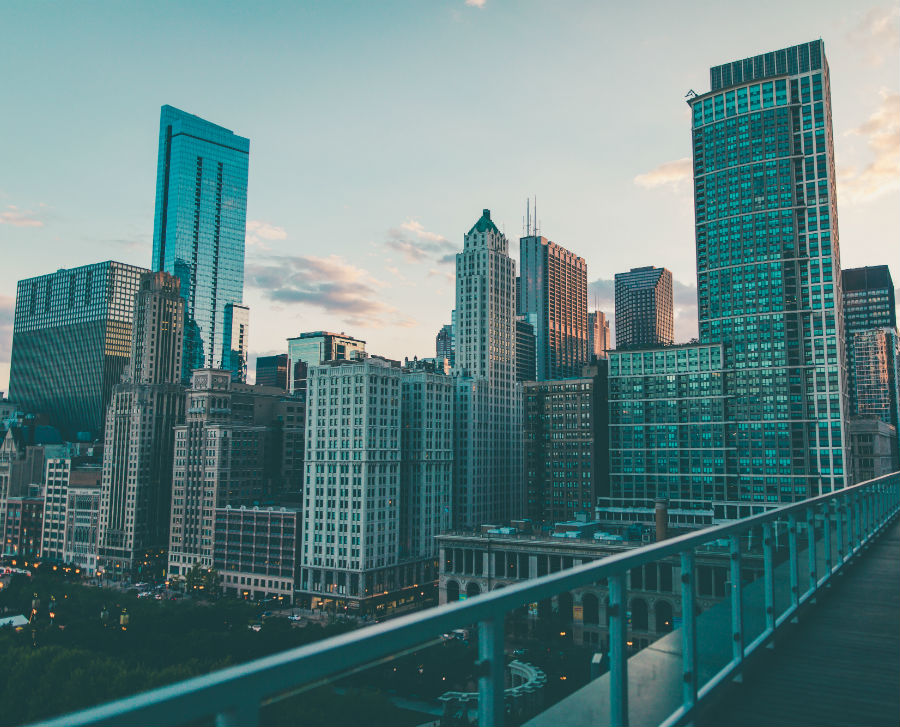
(822, 501), (833, 579)
(788, 514), (799, 617)
(681, 550), (698, 712)
(806, 507), (816, 597)
(762, 522), (775, 638)
(835, 497), (844, 565)
(478, 617), (505, 727)
(216, 702), (260, 727)
(609, 573), (629, 727)
(730, 535), (744, 674)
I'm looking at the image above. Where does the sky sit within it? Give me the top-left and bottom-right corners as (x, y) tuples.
(1, 0), (898, 390)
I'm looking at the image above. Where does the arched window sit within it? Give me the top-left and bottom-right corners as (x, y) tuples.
(656, 600), (674, 632)
(466, 582), (481, 598)
(582, 593), (600, 625)
(630, 598), (649, 631)
(446, 580), (460, 602)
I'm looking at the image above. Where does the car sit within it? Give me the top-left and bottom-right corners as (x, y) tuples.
(289, 615), (303, 622)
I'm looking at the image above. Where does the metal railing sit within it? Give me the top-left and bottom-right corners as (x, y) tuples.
(33, 473), (900, 727)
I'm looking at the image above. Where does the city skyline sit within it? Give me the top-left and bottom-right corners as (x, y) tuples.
(1, 1), (898, 397)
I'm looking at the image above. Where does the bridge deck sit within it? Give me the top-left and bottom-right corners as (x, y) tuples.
(702, 519), (900, 727)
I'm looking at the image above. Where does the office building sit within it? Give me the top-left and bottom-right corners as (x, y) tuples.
(588, 311), (611, 360)
(842, 266), (896, 331)
(453, 209), (523, 528)
(689, 40), (851, 499)
(400, 359), (454, 563)
(286, 331), (366, 396)
(42, 455), (102, 574)
(848, 417), (897, 483)
(152, 105), (250, 381)
(519, 235), (589, 379)
(222, 303), (250, 383)
(8, 261), (147, 439)
(215, 505), (300, 603)
(2, 494), (44, 561)
(523, 364), (608, 524)
(98, 272), (185, 577)
(436, 324), (454, 367)
(167, 370), (284, 576)
(614, 266), (674, 349)
(516, 317), (537, 382)
(607, 344), (734, 524)
(255, 354), (289, 390)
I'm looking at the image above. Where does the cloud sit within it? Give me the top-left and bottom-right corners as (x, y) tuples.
(384, 219), (456, 265)
(0, 205), (43, 227)
(634, 158), (692, 189)
(0, 295), (14, 364)
(846, 6), (900, 66)
(465, 0), (487, 6)
(245, 254), (402, 328)
(246, 220), (288, 250)
(839, 90), (900, 203)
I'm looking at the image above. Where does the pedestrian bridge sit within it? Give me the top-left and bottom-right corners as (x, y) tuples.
(31, 473), (900, 727)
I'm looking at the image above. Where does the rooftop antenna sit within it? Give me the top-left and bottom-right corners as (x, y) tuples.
(526, 198), (531, 237)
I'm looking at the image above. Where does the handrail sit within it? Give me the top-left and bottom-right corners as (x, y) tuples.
(31, 472), (900, 727)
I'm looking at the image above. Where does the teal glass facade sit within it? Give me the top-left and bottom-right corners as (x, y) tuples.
(152, 105), (249, 381)
(608, 345), (733, 508)
(690, 40), (850, 501)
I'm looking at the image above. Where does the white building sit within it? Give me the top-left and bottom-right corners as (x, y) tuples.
(298, 355), (452, 616)
(42, 456), (101, 574)
(453, 209), (524, 528)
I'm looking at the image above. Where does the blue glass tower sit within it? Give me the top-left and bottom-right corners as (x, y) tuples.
(152, 105), (249, 381)
(689, 40), (850, 501)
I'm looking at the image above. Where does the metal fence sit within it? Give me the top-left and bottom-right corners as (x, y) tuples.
(33, 472), (900, 727)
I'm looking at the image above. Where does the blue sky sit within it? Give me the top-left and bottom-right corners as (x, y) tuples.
(1, 1), (898, 390)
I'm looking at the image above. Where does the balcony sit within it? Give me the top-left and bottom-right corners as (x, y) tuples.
(30, 473), (899, 727)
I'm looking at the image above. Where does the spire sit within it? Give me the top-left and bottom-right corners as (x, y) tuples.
(467, 208), (500, 236)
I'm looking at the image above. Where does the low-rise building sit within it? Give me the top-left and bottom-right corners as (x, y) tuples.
(214, 505), (300, 603)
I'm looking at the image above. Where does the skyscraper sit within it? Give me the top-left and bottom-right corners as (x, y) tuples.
(842, 266), (898, 425)
(519, 235), (589, 379)
(8, 261), (147, 439)
(515, 317), (536, 382)
(613, 266), (674, 349)
(167, 370), (284, 576)
(98, 272), (185, 577)
(152, 105), (250, 381)
(286, 331), (366, 395)
(435, 323), (454, 367)
(689, 39), (850, 498)
(453, 209), (523, 528)
(588, 311), (611, 360)
(222, 303), (250, 383)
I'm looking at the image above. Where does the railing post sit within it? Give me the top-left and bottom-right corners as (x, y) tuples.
(788, 514), (799, 617)
(478, 616), (506, 727)
(835, 497), (844, 565)
(853, 493), (862, 553)
(681, 550), (698, 712)
(762, 522), (776, 640)
(608, 573), (629, 727)
(216, 702), (260, 727)
(823, 501), (833, 577)
(806, 506), (817, 597)
(729, 535), (744, 675)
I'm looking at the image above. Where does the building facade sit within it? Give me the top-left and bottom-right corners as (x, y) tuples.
(8, 261), (147, 439)
(286, 331), (366, 396)
(167, 371), (284, 576)
(42, 455), (102, 574)
(519, 235), (589, 380)
(98, 272), (185, 577)
(152, 105), (250, 381)
(222, 303), (250, 383)
(436, 324), (454, 367)
(255, 354), (289, 390)
(523, 365), (608, 523)
(613, 267), (674, 349)
(588, 311), (611, 360)
(215, 505), (300, 603)
(515, 318), (537, 382)
(689, 40), (851, 500)
(608, 344), (736, 521)
(453, 210), (523, 528)
(848, 417), (897, 483)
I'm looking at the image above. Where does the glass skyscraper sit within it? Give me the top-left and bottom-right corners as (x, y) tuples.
(152, 105), (249, 381)
(8, 261), (148, 439)
(689, 40), (850, 500)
